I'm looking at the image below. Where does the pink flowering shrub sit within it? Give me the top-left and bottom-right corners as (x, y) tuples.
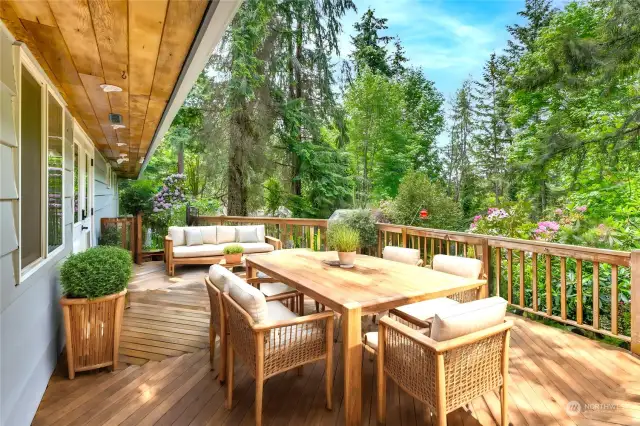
(469, 202), (535, 238)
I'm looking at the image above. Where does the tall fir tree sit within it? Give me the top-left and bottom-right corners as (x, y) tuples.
(445, 79), (475, 203)
(350, 8), (394, 77)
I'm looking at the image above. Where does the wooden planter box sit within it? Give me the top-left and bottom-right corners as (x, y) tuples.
(60, 290), (127, 379)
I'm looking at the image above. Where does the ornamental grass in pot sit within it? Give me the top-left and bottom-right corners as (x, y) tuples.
(327, 224), (360, 268)
(223, 244), (244, 264)
(60, 246), (132, 379)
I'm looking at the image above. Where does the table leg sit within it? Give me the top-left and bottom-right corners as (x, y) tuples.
(246, 264), (256, 279)
(342, 304), (362, 426)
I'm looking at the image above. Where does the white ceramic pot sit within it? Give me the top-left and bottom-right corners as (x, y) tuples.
(338, 251), (356, 268)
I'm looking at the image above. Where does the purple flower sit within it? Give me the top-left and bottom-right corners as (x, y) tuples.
(554, 208), (563, 215)
(576, 205), (587, 212)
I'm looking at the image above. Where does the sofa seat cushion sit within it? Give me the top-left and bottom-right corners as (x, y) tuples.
(173, 244), (223, 258)
(430, 296), (507, 342)
(266, 301), (298, 322)
(173, 242), (275, 258)
(395, 297), (459, 323)
(235, 242), (275, 254)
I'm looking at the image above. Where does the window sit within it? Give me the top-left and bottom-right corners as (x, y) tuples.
(20, 65), (43, 268)
(47, 92), (63, 253)
(74, 144), (79, 223)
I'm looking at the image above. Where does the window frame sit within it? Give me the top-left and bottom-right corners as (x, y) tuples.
(17, 48), (66, 281)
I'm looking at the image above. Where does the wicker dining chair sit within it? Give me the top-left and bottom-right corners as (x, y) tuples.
(222, 275), (334, 426)
(387, 255), (484, 332)
(377, 297), (512, 426)
(248, 271), (304, 314)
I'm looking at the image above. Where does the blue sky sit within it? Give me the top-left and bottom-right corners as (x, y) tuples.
(335, 0), (569, 145)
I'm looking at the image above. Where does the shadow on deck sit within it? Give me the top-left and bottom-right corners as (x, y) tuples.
(34, 262), (640, 426)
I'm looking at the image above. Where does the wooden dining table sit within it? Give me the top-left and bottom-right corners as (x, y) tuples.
(245, 249), (487, 426)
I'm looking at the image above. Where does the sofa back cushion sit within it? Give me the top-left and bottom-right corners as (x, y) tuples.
(433, 254), (483, 279)
(255, 225), (266, 243)
(217, 226), (236, 244)
(383, 246), (421, 266)
(200, 226), (217, 244)
(168, 226), (186, 246)
(185, 228), (203, 246)
(208, 264), (235, 292)
(237, 227), (259, 243)
(228, 274), (268, 323)
(430, 296), (507, 341)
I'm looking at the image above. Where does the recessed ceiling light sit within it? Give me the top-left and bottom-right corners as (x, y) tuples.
(116, 158), (125, 164)
(100, 84), (122, 93)
(116, 142), (127, 147)
(111, 124), (126, 130)
(139, 158), (144, 163)
(119, 153), (128, 158)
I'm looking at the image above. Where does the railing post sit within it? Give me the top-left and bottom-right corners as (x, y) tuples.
(631, 250), (640, 355)
(480, 237), (490, 298)
(401, 227), (407, 248)
(135, 213), (143, 265)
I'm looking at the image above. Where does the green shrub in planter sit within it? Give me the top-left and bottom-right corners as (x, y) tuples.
(223, 244), (244, 255)
(327, 224), (360, 252)
(61, 246), (132, 299)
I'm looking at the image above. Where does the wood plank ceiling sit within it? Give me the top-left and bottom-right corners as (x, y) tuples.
(0, 0), (209, 177)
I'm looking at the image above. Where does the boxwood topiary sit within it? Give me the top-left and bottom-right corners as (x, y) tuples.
(61, 246), (132, 299)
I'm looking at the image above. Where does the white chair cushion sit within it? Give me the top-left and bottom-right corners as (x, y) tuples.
(217, 226), (236, 244)
(208, 264), (236, 292)
(433, 255), (483, 279)
(237, 226), (259, 243)
(185, 228), (203, 246)
(395, 297), (459, 322)
(383, 246), (421, 266)
(266, 301), (298, 322)
(173, 244), (223, 258)
(200, 226), (217, 244)
(228, 274), (268, 323)
(168, 226), (186, 246)
(430, 296), (507, 342)
(260, 282), (296, 297)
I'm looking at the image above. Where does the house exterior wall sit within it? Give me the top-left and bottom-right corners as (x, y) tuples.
(93, 151), (118, 244)
(0, 25), (118, 426)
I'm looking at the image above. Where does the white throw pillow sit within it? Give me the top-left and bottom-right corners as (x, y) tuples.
(430, 296), (507, 342)
(236, 227), (259, 243)
(185, 228), (203, 246)
(228, 274), (268, 323)
(200, 226), (217, 244)
(217, 226), (236, 244)
(168, 226), (186, 246)
(255, 225), (266, 243)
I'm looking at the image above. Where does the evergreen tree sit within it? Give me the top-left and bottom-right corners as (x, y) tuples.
(505, 0), (556, 59)
(350, 8), (394, 77)
(445, 80), (475, 202)
(390, 37), (408, 76)
(472, 53), (511, 203)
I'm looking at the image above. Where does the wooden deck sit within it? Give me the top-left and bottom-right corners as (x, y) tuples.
(34, 262), (640, 426)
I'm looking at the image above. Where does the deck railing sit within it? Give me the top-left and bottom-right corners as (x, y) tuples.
(193, 216), (640, 354)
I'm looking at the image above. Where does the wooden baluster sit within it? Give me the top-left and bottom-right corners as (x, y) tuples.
(430, 239), (435, 266)
(378, 230), (383, 256)
(576, 259), (583, 324)
(519, 251), (525, 307)
(438, 239), (443, 255)
(631, 251), (640, 355)
(611, 265), (618, 335)
(454, 242), (458, 256)
(545, 255), (552, 315)
(120, 222), (126, 249)
(384, 231), (388, 247)
(560, 257), (567, 320)
(463, 243), (467, 257)
(446, 240), (451, 256)
(423, 237), (427, 266)
(402, 227), (407, 247)
(532, 253), (538, 312)
(593, 262), (599, 329)
(495, 247), (501, 298)
(507, 249), (513, 304)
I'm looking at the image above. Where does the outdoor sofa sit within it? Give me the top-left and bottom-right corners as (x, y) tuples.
(164, 224), (282, 276)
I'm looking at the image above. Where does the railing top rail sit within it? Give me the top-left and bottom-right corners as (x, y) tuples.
(197, 215), (329, 227)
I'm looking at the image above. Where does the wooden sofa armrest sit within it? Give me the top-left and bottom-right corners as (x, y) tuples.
(265, 236), (282, 250)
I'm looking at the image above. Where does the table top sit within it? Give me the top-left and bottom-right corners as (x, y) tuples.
(245, 249), (486, 314)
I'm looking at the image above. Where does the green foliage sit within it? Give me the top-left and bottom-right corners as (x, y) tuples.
(98, 225), (121, 247)
(327, 224), (360, 252)
(60, 246), (132, 299)
(264, 177), (284, 216)
(223, 244), (245, 255)
(332, 209), (378, 249)
(350, 8), (394, 77)
(382, 171), (463, 230)
(119, 180), (156, 215)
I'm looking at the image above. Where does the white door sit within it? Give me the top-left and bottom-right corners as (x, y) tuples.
(72, 132), (94, 253)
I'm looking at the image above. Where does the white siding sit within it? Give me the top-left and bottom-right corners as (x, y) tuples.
(93, 152), (118, 243)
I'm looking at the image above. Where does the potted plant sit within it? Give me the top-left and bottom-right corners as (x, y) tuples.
(327, 224), (360, 268)
(223, 244), (244, 264)
(60, 246), (132, 379)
